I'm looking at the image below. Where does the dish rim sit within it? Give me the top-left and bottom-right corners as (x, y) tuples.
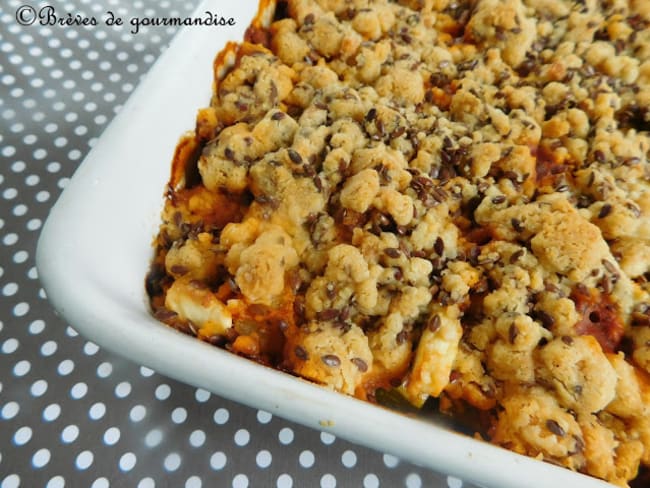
(36, 1), (615, 487)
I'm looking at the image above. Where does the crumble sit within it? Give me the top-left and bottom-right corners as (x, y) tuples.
(146, 0), (650, 485)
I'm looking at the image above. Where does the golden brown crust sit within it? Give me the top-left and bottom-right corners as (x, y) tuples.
(147, 1), (650, 485)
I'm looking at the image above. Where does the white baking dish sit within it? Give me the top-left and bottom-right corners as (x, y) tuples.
(36, 1), (614, 486)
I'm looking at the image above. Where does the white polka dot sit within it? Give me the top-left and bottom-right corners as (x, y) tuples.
(13, 359), (31, 376)
(3, 188), (17, 199)
(26, 376), (47, 397)
(341, 450), (357, 468)
(4, 233), (19, 246)
(137, 478), (155, 488)
(210, 452), (227, 470)
(45, 123), (58, 133)
(256, 450), (272, 468)
(89, 402), (106, 420)
(103, 427), (120, 446)
(23, 98), (38, 109)
(320, 432), (336, 445)
(41, 340), (57, 356)
(33, 148), (47, 160)
(95, 114), (108, 125)
(130, 405), (146, 422)
(2, 145), (16, 157)
(145, 429), (163, 448)
(13, 251), (29, 264)
(12, 205), (28, 217)
(13, 301), (28, 316)
(276, 474), (293, 488)
(299, 450), (315, 468)
(257, 410), (272, 424)
(36, 191), (50, 202)
(14, 426), (32, 445)
(194, 388), (210, 402)
(320, 474), (336, 488)
(363, 474), (379, 488)
(2, 402), (19, 421)
(189, 429), (206, 448)
(32, 448), (51, 468)
(164, 453), (181, 472)
(1, 475), (20, 488)
(43, 403), (61, 422)
(83, 341), (99, 355)
(54, 136), (68, 148)
(61, 424), (79, 443)
(27, 218), (42, 231)
(234, 429), (250, 447)
(71, 382), (88, 399)
(232, 474), (248, 488)
(213, 408), (229, 425)
(25, 174), (39, 186)
(2, 283), (18, 297)
(115, 381), (132, 398)
(278, 427), (294, 445)
(405, 473), (422, 488)
(65, 326), (78, 337)
(46, 476), (65, 488)
(76, 450), (94, 470)
(140, 366), (154, 377)
(57, 359), (75, 375)
(185, 476), (202, 488)
(155, 383), (171, 400)
(91, 478), (109, 488)
(447, 476), (463, 488)
(171, 407), (187, 424)
(97, 361), (113, 378)
(29, 320), (45, 334)
(47, 162), (61, 173)
(379, 454), (397, 468)
(11, 163), (25, 175)
(2, 337), (18, 353)
(119, 452), (137, 472)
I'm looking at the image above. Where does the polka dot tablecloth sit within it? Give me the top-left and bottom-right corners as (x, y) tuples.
(0, 1), (481, 487)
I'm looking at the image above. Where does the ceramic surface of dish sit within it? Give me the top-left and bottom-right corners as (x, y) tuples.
(37, 1), (619, 486)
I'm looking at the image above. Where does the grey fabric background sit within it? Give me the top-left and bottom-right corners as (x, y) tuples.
(0, 1), (479, 486)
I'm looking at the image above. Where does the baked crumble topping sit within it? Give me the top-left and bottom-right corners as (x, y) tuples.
(146, 0), (650, 485)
